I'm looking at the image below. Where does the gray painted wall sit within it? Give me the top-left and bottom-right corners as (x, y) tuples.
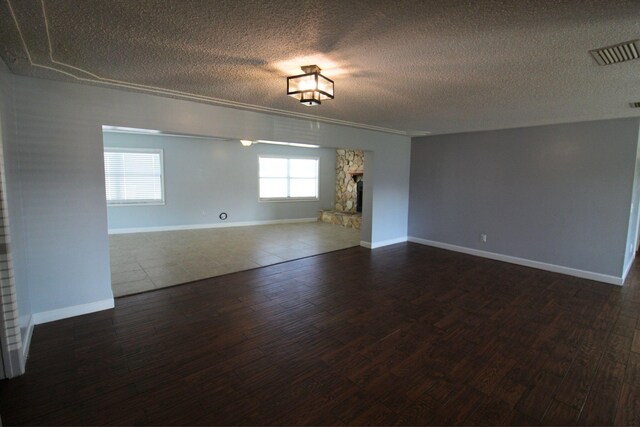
(0, 62), (31, 330)
(6, 73), (410, 317)
(409, 118), (640, 278)
(103, 132), (336, 230)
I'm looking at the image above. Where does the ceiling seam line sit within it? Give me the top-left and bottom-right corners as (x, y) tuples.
(6, 0), (408, 136)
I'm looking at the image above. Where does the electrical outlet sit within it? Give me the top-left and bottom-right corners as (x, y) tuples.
(480, 233), (487, 243)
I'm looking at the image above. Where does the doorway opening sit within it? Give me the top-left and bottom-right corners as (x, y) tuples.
(101, 126), (364, 297)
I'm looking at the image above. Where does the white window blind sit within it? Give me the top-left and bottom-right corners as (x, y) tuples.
(104, 148), (164, 205)
(259, 156), (319, 200)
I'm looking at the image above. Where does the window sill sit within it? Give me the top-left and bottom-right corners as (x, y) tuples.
(259, 198), (319, 203)
(107, 201), (166, 207)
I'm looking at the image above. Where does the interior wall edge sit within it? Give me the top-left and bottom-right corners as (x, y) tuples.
(623, 256), (635, 284)
(622, 121), (640, 276)
(19, 314), (33, 369)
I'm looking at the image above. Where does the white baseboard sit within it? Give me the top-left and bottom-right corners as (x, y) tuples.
(371, 236), (408, 249)
(408, 236), (623, 286)
(19, 315), (33, 363)
(360, 236), (408, 249)
(108, 218), (318, 234)
(622, 257), (635, 284)
(32, 298), (115, 325)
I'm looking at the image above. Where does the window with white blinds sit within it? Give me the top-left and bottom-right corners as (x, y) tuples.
(259, 156), (319, 200)
(104, 148), (164, 205)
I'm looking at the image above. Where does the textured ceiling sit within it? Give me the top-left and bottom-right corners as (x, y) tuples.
(1, 0), (640, 135)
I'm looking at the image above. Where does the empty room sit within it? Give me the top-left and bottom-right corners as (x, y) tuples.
(101, 127), (362, 297)
(0, 1), (639, 426)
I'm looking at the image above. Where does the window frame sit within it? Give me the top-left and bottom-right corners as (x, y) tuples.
(258, 155), (320, 202)
(104, 147), (166, 207)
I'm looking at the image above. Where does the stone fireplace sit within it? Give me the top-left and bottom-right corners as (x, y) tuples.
(319, 149), (364, 229)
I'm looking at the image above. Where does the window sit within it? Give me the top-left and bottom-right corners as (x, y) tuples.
(104, 148), (164, 205)
(259, 156), (319, 200)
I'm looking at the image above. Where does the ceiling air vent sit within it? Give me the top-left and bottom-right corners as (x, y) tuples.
(630, 102), (640, 108)
(590, 40), (639, 65)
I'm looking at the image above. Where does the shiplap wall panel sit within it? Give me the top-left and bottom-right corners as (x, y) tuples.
(0, 109), (23, 377)
(0, 59), (24, 378)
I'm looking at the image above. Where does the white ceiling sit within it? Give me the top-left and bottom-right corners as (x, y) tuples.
(1, 0), (640, 135)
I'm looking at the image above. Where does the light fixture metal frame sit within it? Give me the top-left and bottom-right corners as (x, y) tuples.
(287, 65), (334, 106)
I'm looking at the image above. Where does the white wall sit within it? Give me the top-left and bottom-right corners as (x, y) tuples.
(5, 73), (411, 322)
(104, 132), (337, 231)
(0, 63), (31, 329)
(409, 118), (640, 283)
(623, 126), (640, 278)
(0, 60), (30, 376)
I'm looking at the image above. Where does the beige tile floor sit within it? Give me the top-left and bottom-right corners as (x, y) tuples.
(109, 221), (361, 297)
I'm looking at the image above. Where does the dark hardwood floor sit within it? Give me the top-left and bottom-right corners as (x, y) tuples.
(1, 243), (639, 425)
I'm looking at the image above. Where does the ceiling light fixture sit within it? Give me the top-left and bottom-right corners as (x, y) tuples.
(240, 139), (254, 147)
(287, 65), (334, 106)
